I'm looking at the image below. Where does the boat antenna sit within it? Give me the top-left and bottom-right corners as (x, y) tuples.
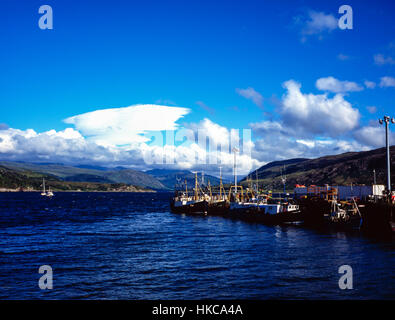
(281, 165), (287, 195)
(373, 169), (377, 185)
(208, 180), (212, 200)
(176, 176), (181, 189)
(219, 166), (223, 198)
(232, 147), (239, 190)
(255, 168), (259, 194)
(193, 171), (199, 201)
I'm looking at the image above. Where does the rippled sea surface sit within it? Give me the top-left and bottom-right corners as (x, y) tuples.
(0, 192), (394, 299)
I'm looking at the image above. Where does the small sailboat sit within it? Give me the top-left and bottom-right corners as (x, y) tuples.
(46, 187), (54, 197)
(41, 178), (54, 197)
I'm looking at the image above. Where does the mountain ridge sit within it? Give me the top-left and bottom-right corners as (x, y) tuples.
(0, 165), (152, 192)
(0, 161), (166, 190)
(241, 146), (395, 191)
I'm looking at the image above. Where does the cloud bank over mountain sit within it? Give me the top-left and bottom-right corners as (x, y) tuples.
(0, 81), (390, 176)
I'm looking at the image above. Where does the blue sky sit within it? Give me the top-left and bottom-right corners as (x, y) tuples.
(1, 0), (395, 175)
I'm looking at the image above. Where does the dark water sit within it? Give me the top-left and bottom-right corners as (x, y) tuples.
(0, 192), (394, 300)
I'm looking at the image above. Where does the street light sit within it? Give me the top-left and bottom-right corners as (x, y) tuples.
(379, 116), (395, 193)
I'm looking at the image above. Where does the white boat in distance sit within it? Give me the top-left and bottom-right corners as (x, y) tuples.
(41, 178), (54, 197)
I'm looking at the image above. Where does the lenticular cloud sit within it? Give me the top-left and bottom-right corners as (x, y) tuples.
(64, 104), (191, 146)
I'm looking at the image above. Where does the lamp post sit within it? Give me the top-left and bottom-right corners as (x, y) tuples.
(379, 116), (395, 193)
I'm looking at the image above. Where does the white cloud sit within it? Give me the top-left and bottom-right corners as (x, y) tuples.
(379, 76), (395, 88)
(247, 79), (370, 162)
(249, 120), (284, 135)
(366, 106), (377, 114)
(0, 127), (122, 164)
(316, 76), (363, 93)
(337, 53), (350, 61)
(302, 11), (338, 36)
(364, 80), (376, 89)
(0, 85), (384, 178)
(196, 101), (215, 115)
(353, 125), (395, 148)
(0, 115), (261, 177)
(142, 142), (261, 177)
(182, 118), (261, 174)
(236, 87), (264, 108)
(374, 54), (395, 65)
(0, 123), (9, 130)
(64, 104), (190, 146)
(250, 120), (367, 163)
(281, 80), (360, 137)
(187, 118), (233, 148)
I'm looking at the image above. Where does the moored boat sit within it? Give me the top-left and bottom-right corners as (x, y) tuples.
(170, 172), (209, 215)
(228, 196), (301, 225)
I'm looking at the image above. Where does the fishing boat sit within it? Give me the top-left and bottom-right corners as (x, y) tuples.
(228, 191), (301, 225)
(206, 168), (230, 215)
(170, 151), (302, 225)
(297, 186), (362, 230)
(170, 193), (208, 214)
(170, 172), (209, 215)
(325, 197), (362, 230)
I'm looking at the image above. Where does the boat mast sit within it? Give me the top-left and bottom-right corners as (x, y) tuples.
(373, 169), (377, 185)
(255, 169), (259, 194)
(281, 165), (287, 195)
(233, 147), (239, 189)
(43, 178), (45, 193)
(219, 166), (223, 198)
(194, 172), (198, 201)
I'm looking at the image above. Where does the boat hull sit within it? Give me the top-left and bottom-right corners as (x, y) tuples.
(207, 200), (230, 216)
(226, 207), (303, 225)
(170, 200), (209, 215)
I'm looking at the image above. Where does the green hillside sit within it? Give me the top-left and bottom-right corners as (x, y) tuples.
(241, 146), (395, 191)
(0, 161), (166, 190)
(0, 166), (153, 192)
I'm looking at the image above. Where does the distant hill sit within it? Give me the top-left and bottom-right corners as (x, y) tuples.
(0, 166), (152, 192)
(241, 146), (395, 191)
(145, 169), (229, 189)
(0, 161), (166, 190)
(0, 161), (228, 191)
(6, 145), (393, 192)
